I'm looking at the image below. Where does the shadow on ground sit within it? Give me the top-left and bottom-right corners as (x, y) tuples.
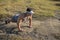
(0, 22), (18, 34)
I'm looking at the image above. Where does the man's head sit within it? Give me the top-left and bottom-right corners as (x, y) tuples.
(26, 7), (32, 12)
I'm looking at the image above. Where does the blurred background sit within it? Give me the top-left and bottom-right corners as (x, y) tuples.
(0, 0), (60, 18)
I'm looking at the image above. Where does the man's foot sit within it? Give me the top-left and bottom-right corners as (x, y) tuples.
(18, 29), (25, 32)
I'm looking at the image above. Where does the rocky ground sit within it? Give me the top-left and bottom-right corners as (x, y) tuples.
(0, 17), (60, 40)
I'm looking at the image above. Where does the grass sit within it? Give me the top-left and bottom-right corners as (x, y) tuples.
(0, 0), (60, 18)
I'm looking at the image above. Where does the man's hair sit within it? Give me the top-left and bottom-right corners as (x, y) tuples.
(26, 7), (32, 12)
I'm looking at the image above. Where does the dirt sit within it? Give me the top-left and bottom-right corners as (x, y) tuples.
(0, 17), (60, 40)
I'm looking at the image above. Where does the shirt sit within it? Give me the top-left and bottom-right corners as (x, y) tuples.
(26, 11), (34, 14)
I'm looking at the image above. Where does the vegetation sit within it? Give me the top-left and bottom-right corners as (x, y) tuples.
(0, 0), (60, 18)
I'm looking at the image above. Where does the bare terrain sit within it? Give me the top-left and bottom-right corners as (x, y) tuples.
(0, 17), (60, 40)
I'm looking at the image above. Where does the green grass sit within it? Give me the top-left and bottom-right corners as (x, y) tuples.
(0, 0), (60, 18)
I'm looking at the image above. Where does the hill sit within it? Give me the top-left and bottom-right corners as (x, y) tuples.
(0, 0), (60, 40)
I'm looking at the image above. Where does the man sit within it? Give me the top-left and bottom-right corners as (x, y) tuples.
(17, 7), (34, 31)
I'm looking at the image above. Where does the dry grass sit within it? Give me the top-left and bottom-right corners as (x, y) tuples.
(0, 0), (60, 18)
